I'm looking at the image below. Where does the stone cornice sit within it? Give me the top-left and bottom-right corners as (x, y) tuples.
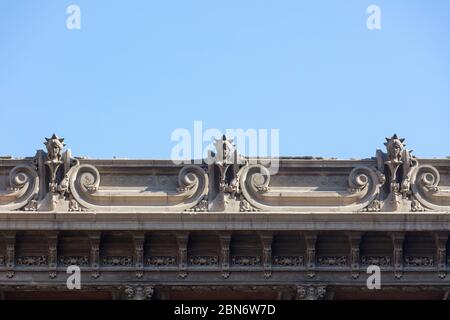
(0, 212), (450, 231)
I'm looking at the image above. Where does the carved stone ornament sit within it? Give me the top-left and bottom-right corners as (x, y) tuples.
(189, 256), (219, 266)
(207, 135), (247, 212)
(44, 134), (65, 193)
(231, 256), (261, 266)
(296, 285), (326, 300)
(146, 256), (177, 266)
(1, 133), (450, 213)
(239, 164), (385, 212)
(123, 285), (154, 300)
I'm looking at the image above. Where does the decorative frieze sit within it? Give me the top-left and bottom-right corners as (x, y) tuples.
(102, 256), (133, 267)
(146, 256), (177, 266)
(361, 256), (392, 267)
(58, 256), (89, 267)
(189, 256), (219, 266)
(404, 256), (434, 267)
(231, 256), (261, 266)
(17, 256), (48, 266)
(317, 256), (347, 267)
(273, 256), (304, 267)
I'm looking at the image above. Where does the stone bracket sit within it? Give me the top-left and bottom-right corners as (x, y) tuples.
(434, 232), (449, 279)
(304, 232), (318, 278)
(3, 231), (16, 279)
(46, 231), (59, 279)
(218, 232), (231, 279)
(88, 232), (101, 279)
(348, 232), (363, 279)
(175, 232), (189, 279)
(259, 231), (273, 279)
(132, 232), (146, 279)
(391, 232), (405, 279)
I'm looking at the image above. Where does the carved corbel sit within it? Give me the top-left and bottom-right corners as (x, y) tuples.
(304, 232), (318, 278)
(296, 285), (326, 300)
(218, 232), (231, 279)
(175, 232), (189, 279)
(348, 232), (363, 279)
(123, 285), (154, 300)
(88, 232), (101, 279)
(132, 232), (146, 279)
(391, 232), (405, 279)
(434, 232), (449, 279)
(259, 232), (273, 279)
(3, 232), (16, 278)
(46, 232), (59, 279)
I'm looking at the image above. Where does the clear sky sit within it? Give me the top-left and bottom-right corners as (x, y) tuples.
(1, 1), (449, 159)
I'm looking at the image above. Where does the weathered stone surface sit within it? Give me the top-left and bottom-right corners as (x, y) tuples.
(0, 134), (450, 299)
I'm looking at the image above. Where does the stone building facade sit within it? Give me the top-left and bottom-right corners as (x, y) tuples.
(0, 134), (450, 300)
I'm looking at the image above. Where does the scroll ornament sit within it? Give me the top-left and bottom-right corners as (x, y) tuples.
(1, 133), (449, 213)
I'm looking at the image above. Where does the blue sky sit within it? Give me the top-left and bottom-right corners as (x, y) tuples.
(1, 1), (449, 159)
